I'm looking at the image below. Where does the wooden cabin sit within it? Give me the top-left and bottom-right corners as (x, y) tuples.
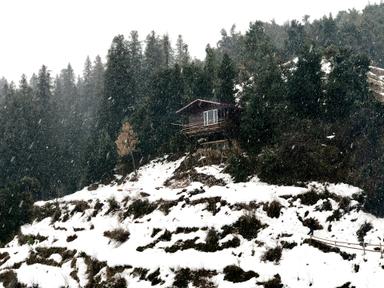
(176, 99), (236, 138)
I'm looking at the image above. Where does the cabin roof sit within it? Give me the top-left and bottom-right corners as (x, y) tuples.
(176, 99), (233, 114)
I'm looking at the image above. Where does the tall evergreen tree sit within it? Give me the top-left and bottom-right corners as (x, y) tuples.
(325, 48), (370, 119)
(175, 35), (190, 66)
(217, 53), (236, 104)
(284, 20), (308, 59)
(100, 35), (132, 138)
(203, 45), (218, 99)
(30, 65), (57, 198)
(287, 46), (323, 118)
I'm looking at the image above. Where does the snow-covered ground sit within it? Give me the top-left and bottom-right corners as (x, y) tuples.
(0, 155), (383, 288)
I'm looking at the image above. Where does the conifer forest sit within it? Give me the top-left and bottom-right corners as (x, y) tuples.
(2, 3), (384, 245)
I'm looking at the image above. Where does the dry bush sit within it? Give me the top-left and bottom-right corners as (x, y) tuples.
(302, 217), (323, 230)
(173, 268), (217, 288)
(32, 202), (60, 222)
(223, 265), (258, 283)
(147, 268), (165, 286)
(0, 252), (10, 266)
(115, 122), (138, 157)
(303, 239), (355, 260)
(326, 209), (343, 222)
(356, 221), (373, 243)
(264, 200), (283, 218)
(18, 233), (48, 245)
(0, 270), (24, 288)
(67, 234), (78, 242)
(125, 199), (157, 219)
(221, 214), (265, 240)
(70, 201), (90, 215)
(261, 246), (282, 263)
(259, 274), (283, 288)
(106, 197), (120, 214)
(316, 199), (333, 212)
(104, 228), (130, 243)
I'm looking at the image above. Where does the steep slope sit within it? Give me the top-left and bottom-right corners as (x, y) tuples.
(0, 155), (383, 288)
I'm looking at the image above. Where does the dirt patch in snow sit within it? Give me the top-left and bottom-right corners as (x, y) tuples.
(164, 168), (226, 188)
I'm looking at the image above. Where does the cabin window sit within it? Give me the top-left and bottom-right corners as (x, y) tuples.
(203, 109), (218, 126)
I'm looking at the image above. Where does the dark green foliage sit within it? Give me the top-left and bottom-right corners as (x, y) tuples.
(99, 35), (133, 138)
(257, 124), (345, 185)
(324, 49), (370, 120)
(239, 56), (285, 153)
(0, 181), (35, 246)
(284, 20), (308, 59)
(85, 128), (117, 184)
(217, 53), (236, 104)
(287, 46), (323, 118)
(223, 265), (258, 283)
(224, 154), (254, 183)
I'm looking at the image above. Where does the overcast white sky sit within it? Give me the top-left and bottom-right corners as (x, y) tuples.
(0, 0), (377, 82)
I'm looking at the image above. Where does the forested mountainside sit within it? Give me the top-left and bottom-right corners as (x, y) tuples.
(3, 3), (384, 249)
(1, 155), (383, 288)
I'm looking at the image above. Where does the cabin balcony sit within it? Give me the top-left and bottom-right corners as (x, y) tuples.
(181, 120), (227, 137)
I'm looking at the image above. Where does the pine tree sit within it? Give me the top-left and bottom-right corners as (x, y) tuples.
(324, 48), (370, 119)
(284, 20), (308, 59)
(100, 35), (132, 138)
(32, 65), (57, 198)
(244, 21), (276, 77)
(218, 53), (236, 104)
(85, 128), (116, 183)
(287, 46), (323, 118)
(144, 31), (166, 76)
(203, 45), (218, 99)
(162, 34), (174, 67)
(175, 35), (190, 66)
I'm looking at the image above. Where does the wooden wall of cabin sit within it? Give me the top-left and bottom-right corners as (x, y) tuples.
(188, 113), (203, 126)
(187, 107), (230, 126)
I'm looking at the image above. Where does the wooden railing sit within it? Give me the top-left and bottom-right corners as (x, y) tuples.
(181, 120), (227, 136)
(309, 235), (384, 257)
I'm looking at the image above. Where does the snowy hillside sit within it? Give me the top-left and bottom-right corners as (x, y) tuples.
(1, 155), (384, 288)
(368, 66), (384, 102)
